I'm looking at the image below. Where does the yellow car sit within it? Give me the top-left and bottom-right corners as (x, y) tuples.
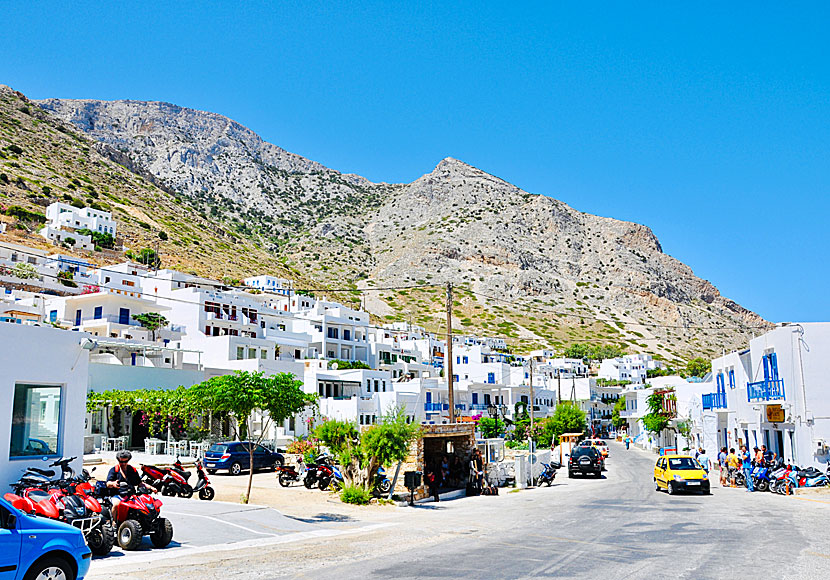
(653, 455), (710, 495)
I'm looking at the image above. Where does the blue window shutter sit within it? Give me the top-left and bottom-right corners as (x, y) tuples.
(770, 353), (779, 381)
(472, 393), (478, 404)
(729, 369), (735, 389)
(93, 306), (102, 320)
(762, 355), (770, 382)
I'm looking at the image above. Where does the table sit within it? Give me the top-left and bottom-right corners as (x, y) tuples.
(144, 438), (166, 455)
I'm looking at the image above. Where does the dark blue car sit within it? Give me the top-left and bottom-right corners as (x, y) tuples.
(203, 441), (285, 475)
(0, 495), (91, 580)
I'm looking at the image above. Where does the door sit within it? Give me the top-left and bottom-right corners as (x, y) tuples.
(75, 309), (82, 326)
(775, 430), (784, 460)
(0, 504), (21, 580)
(119, 308), (130, 325)
(654, 458), (666, 486)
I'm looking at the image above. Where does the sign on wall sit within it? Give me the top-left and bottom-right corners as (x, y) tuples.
(766, 404), (785, 423)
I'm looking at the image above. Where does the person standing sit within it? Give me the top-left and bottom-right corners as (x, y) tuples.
(625, 436), (630, 450)
(726, 448), (740, 487)
(717, 447), (728, 486)
(697, 448), (711, 476)
(741, 445), (754, 492)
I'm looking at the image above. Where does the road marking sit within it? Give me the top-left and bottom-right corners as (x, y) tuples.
(790, 496), (830, 505)
(806, 551), (830, 559)
(90, 523), (395, 570)
(164, 510), (277, 535)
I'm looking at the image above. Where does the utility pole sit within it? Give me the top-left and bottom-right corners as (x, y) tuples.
(557, 371), (562, 407)
(446, 282), (455, 423)
(529, 357), (535, 449)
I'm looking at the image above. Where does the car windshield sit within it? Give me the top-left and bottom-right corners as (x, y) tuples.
(208, 444), (228, 453)
(668, 457), (699, 470)
(572, 447), (598, 458)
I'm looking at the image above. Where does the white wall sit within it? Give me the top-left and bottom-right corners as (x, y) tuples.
(0, 325), (89, 486)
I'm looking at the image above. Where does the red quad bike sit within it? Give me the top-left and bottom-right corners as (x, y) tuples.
(173, 457), (215, 501)
(6, 461), (115, 556)
(109, 482), (173, 551)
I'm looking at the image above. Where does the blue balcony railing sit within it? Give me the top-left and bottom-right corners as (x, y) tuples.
(470, 404), (488, 411)
(424, 403), (441, 412)
(455, 404), (466, 411)
(702, 392), (727, 410)
(747, 379), (785, 403)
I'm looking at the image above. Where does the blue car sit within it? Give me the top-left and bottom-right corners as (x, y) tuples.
(203, 441), (285, 476)
(0, 495), (91, 580)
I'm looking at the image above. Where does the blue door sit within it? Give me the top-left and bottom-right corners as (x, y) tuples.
(74, 309), (81, 326)
(119, 308), (130, 325)
(426, 392), (432, 404)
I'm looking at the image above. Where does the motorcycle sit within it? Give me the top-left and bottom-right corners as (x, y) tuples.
(751, 464), (772, 492)
(141, 463), (193, 498)
(538, 462), (561, 487)
(373, 467), (392, 496)
(277, 464), (303, 487)
(102, 482), (173, 551)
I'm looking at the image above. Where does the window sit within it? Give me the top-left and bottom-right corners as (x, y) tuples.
(49, 310), (57, 322)
(93, 306), (103, 320)
(236, 346), (244, 360)
(728, 368), (736, 389)
(260, 349), (267, 360)
(248, 348), (256, 359)
(10, 384), (62, 458)
(487, 372), (495, 384)
(463, 356), (468, 364)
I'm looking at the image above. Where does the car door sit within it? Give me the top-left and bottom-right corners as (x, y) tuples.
(654, 458), (665, 486)
(255, 445), (270, 468)
(0, 503), (22, 580)
(235, 444), (253, 469)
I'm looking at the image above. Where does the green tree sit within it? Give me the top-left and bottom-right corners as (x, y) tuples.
(315, 405), (419, 491)
(189, 371), (315, 503)
(126, 247), (161, 268)
(611, 397), (627, 430)
(549, 403), (587, 446)
(478, 417), (505, 439)
(77, 228), (115, 249)
(131, 312), (169, 341)
(685, 357), (711, 378)
(641, 390), (672, 434)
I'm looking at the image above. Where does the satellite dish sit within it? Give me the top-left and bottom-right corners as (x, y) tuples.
(331, 362), (339, 370)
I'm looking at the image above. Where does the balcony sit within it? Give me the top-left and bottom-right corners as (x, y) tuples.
(470, 404), (488, 411)
(747, 379), (785, 403)
(702, 392), (727, 410)
(424, 403), (442, 412)
(80, 314), (138, 327)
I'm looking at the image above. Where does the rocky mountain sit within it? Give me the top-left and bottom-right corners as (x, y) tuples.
(34, 93), (770, 362)
(0, 85), (297, 282)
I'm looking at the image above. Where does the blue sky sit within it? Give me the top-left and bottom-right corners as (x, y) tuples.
(3, 1), (828, 322)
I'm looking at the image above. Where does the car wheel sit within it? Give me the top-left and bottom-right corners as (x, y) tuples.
(667, 482), (676, 495)
(568, 471), (574, 478)
(23, 556), (75, 580)
(654, 479), (660, 492)
(117, 519), (144, 551)
(230, 462), (242, 476)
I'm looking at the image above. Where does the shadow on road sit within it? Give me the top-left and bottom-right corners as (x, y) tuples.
(287, 512), (356, 523)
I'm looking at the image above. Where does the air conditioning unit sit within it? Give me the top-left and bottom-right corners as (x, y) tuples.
(815, 439), (828, 454)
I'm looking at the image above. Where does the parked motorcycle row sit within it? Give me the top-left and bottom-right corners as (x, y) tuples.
(277, 454), (392, 496)
(733, 458), (829, 494)
(3, 456), (215, 557)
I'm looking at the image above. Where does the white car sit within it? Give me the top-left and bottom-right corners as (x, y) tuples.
(580, 438), (609, 458)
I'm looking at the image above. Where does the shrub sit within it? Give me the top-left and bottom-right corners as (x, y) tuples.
(158, 230), (168, 241)
(6, 144), (23, 155)
(340, 485), (371, 505)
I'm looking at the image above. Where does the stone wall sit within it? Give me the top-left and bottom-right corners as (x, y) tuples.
(395, 423), (476, 500)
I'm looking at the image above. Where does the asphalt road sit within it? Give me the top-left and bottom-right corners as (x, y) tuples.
(97, 441), (830, 580)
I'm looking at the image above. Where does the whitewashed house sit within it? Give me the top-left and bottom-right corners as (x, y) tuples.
(702, 323), (830, 469)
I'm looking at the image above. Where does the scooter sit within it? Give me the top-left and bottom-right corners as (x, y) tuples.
(751, 464), (772, 492)
(277, 462), (303, 487)
(538, 462), (561, 486)
(141, 463), (193, 498)
(173, 458), (215, 500)
(373, 467), (392, 496)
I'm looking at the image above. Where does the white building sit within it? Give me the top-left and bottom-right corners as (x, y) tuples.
(243, 275), (292, 296)
(0, 324), (90, 485)
(702, 323), (830, 469)
(598, 354), (660, 385)
(43, 202), (117, 237)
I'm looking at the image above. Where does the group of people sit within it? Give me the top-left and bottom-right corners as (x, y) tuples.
(424, 451), (473, 502)
(711, 444), (777, 491)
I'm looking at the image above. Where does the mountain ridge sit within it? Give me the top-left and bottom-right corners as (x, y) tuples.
(17, 89), (773, 360)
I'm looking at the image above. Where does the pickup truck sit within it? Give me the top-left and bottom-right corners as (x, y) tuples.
(0, 495), (91, 580)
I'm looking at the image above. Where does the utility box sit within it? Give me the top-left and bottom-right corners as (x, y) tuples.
(404, 471), (422, 490)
